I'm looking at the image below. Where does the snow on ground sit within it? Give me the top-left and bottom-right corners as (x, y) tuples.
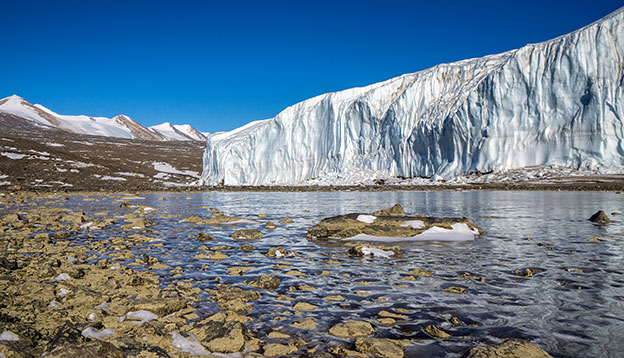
(1, 152), (27, 160)
(45, 142), (64, 147)
(401, 220), (425, 229)
(116, 172), (145, 178)
(94, 174), (127, 181)
(153, 162), (200, 178)
(344, 223), (480, 242)
(356, 215), (377, 224)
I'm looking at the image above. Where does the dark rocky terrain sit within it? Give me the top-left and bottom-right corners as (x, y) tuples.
(0, 113), (205, 191)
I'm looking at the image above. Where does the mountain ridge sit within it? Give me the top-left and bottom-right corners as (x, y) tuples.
(0, 95), (206, 142)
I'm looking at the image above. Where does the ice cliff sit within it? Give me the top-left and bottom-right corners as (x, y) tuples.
(200, 8), (624, 185)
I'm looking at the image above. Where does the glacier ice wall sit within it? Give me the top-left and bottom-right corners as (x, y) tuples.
(201, 8), (624, 185)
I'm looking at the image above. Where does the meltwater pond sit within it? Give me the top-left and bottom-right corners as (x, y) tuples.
(19, 191), (624, 357)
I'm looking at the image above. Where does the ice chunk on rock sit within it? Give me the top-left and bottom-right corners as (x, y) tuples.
(81, 327), (114, 340)
(0, 331), (19, 341)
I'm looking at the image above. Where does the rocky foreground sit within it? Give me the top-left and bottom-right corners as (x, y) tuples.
(0, 192), (554, 357)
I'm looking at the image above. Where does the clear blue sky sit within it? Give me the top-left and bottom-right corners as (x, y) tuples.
(1, 1), (621, 133)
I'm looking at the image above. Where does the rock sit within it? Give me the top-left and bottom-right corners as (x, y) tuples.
(54, 231), (71, 240)
(513, 268), (543, 277)
(422, 324), (451, 338)
(210, 251), (229, 260)
(372, 204), (406, 216)
(408, 268), (433, 277)
(131, 297), (187, 316)
(265, 221), (278, 229)
(307, 209), (482, 241)
(263, 343), (298, 356)
(213, 287), (261, 302)
(245, 274), (281, 289)
(588, 210), (611, 223)
(239, 244), (256, 250)
(354, 337), (408, 358)
(293, 302), (317, 311)
(196, 232), (215, 241)
(329, 320), (374, 338)
(279, 218), (293, 224)
(190, 320), (247, 353)
(45, 340), (124, 358)
(347, 244), (402, 257)
(268, 331), (290, 339)
(292, 319), (316, 329)
(378, 310), (407, 319)
(228, 266), (254, 276)
(466, 339), (552, 358)
(444, 286), (466, 294)
(266, 247), (288, 257)
(0, 257), (18, 271)
(182, 215), (203, 223)
(231, 229), (263, 240)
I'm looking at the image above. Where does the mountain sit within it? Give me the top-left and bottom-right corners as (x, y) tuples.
(199, 7), (624, 186)
(149, 122), (207, 141)
(0, 95), (206, 142)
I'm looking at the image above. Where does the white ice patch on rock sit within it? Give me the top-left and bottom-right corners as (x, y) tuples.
(345, 223), (479, 242)
(170, 331), (211, 356)
(0, 331), (19, 341)
(400, 220), (425, 229)
(81, 327), (114, 340)
(125, 310), (159, 323)
(361, 247), (394, 258)
(54, 273), (71, 281)
(356, 215), (377, 224)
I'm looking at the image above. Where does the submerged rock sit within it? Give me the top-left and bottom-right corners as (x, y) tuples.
(354, 337), (409, 358)
(245, 274), (281, 290)
(196, 232), (215, 241)
(588, 210), (611, 223)
(466, 339), (552, 358)
(263, 343), (298, 356)
(422, 324), (451, 339)
(307, 205), (482, 242)
(329, 320), (374, 338)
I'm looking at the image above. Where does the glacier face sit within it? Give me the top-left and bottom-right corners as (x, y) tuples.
(200, 8), (624, 185)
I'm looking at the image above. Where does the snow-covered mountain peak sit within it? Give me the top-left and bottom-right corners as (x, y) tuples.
(149, 122), (207, 141)
(0, 96), (205, 142)
(200, 8), (624, 185)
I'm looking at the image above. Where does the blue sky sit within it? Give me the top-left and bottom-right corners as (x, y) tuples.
(1, 1), (621, 133)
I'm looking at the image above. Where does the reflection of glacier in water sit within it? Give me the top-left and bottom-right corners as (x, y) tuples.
(65, 191), (623, 357)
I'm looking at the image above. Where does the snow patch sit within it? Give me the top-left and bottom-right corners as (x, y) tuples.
(345, 223), (479, 242)
(356, 215), (377, 224)
(81, 327), (114, 340)
(401, 220), (425, 229)
(361, 247), (394, 258)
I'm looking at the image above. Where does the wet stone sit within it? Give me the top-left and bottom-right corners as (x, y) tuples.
(245, 274), (281, 290)
(588, 210), (611, 223)
(263, 343), (298, 356)
(466, 339), (552, 358)
(196, 232), (215, 241)
(329, 321), (374, 338)
(422, 324), (451, 339)
(231, 229), (263, 240)
(444, 286), (466, 294)
(372, 204), (406, 216)
(44, 340), (124, 358)
(355, 337), (409, 358)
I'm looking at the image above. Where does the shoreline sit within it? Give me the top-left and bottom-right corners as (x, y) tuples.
(2, 180), (624, 194)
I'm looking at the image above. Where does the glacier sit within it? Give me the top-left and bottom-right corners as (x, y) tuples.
(200, 8), (624, 185)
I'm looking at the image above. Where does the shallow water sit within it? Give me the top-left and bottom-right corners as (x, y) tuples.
(21, 191), (624, 357)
